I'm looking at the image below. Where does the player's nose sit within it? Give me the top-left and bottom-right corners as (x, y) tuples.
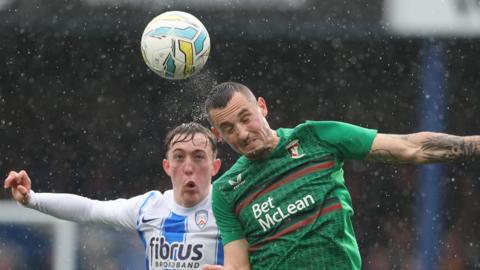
(236, 124), (249, 140)
(183, 157), (194, 175)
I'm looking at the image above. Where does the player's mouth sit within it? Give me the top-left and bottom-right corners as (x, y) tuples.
(242, 138), (257, 149)
(184, 181), (197, 190)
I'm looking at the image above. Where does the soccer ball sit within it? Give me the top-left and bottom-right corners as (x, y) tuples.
(140, 11), (210, 80)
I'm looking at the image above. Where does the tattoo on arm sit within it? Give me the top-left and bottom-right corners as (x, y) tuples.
(420, 135), (479, 162)
(368, 133), (479, 164)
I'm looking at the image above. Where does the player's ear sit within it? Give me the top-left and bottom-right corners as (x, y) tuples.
(211, 127), (223, 142)
(258, 97), (268, 117)
(211, 158), (221, 176)
(162, 159), (171, 176)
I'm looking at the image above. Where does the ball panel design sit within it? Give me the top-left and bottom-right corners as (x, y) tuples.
(140, 11), (210, 80)
(178, 40), (194, 77)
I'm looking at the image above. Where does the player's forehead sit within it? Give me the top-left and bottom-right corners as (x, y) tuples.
(210, 92), (255, 127)
(169, 133), (211, 153)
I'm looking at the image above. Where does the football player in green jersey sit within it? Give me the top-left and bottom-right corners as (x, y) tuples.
(202, 82), (480, 270)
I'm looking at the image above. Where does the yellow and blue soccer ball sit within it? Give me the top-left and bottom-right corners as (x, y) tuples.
(141, 11), (210, 80)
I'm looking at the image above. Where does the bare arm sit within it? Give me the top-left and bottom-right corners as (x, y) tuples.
(366, 132), (480, 164)
(203, 239), (251, 270)
(224, 239), (251, 270)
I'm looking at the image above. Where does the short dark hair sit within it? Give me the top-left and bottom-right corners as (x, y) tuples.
(164, 122), (218, 158)
(204, 82), (256, 118)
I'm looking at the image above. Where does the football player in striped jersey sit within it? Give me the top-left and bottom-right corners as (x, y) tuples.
(5, 122), (224, 270)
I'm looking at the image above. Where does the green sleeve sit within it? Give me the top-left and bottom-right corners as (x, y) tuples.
(307, 120), (377, 160)
(212, 183), (245, 245)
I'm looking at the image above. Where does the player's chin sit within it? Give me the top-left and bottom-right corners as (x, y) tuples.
(185, 183), (202, 193)
(241, 145), (259, 156)
(244, 147), (268, 159)
(182, 192), (201, 205)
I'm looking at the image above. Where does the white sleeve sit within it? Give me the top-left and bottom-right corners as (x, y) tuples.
(25, 190), (152, 231)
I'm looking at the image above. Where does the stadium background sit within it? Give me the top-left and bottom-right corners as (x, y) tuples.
(0, 0), (479, 269)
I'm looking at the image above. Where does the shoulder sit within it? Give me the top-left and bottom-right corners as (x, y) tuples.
(302, 120), (374, 136)
(302, 120), (353, 129)
(275, 121), (343, 141)
(134, 190), (175, 221)
(138, 190), (163, 200)
(134, 190), (166, 210)
(277, 120), (342, 135)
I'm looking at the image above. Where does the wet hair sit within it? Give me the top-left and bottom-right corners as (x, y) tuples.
(164, 122), (218, 158)
(204, 82), (256, 119)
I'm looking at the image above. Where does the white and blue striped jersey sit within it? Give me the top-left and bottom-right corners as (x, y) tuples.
(136, 190), (224, 269)
(26, 187), (223, 270)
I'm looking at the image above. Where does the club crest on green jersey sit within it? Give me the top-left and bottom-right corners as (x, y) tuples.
(286, 139), (305, 159)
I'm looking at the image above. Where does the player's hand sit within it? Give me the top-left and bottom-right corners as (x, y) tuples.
(202, 264), (225, 270)
(4, 170), (32, 205)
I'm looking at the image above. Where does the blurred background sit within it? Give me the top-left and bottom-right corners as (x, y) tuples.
(1, 0), (479, 269)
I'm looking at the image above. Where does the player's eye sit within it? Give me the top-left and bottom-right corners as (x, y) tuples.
(223, 126), (234, 134)
(173, 154), (185, 161)
(194, 154), (206, 161)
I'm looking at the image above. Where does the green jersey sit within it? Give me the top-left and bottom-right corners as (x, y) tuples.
(212, 121), (377, 269)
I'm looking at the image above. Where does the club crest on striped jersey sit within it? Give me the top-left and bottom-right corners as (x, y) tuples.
(286, 139), (305, 159)
(195, 210), (208, 230)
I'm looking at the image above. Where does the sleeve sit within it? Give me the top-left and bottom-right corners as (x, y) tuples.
(211, 184), (245, 245)
(26, 190), (149, 231)
(308, 121), (377, 160)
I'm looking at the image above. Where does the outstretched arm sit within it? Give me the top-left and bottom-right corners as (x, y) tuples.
(366, 132), (480, 164)
(4, 170), (141, 230)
